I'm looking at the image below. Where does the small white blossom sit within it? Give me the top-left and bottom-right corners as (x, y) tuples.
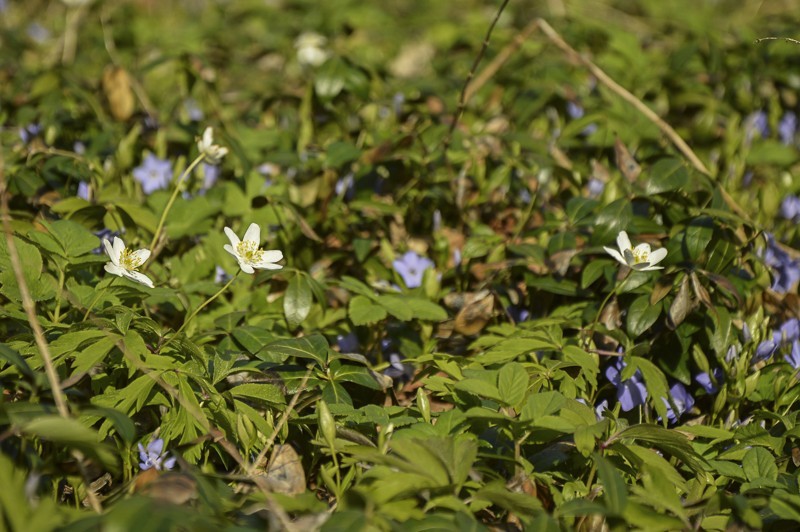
(603, 230), (667, 271)
(223, 223), (283, 274)
(197, 127), (228, 164)
(102, 236), (154, 288)
(295, 32), (330, 67)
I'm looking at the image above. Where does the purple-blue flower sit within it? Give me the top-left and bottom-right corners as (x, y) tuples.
(19, 123), (42, 144)
(335, 172), (355, 200)
(587, 177), (605, 198)
(183, 98), (204, 122)
(662, 382), (694, 423)
(77, 181), (90, 201)
(695, 367), (724, 394)
(786, 340), (800, 370)
(92, 228), (120, 254)
(605, 359), (648, 412)
(780, 318), (800, 343)
(138, 438), (176, 471)
(745, 110), (769, 143)
(336, 332), (359, 353)
(199, 163), (220, 193)
(595, 399), (609, 420)
(761, 233), (800, 293)
(133, 154), (173, 195)
(780, 195), (800, 222)
(383, 353), (413, 381)
(393, 251), (434, 288)
(214, 265), (230, 284)
(507, 305), (530, 323)
(779, 111), (797, 145)
(755, 334), (780, 363)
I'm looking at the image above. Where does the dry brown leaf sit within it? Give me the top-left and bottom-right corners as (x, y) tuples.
(264, 444), (306, 495)
(614, 136), (641, 182)
(139, 472), (198, 505)
(668, 275), (693, 329)
(102, 66), (135, 121)
(453, 291), (495, 335)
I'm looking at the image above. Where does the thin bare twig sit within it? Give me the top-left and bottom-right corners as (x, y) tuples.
(0, 152), (103, 513)
(443, 0), (511, 160)
(535, 18), (709, 175)
(247, 367), (313, 476)
(465, 19), (539, 103)
(535, 18), (751, 222)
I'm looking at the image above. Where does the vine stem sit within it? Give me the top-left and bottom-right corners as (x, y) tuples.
(160, 271), (240, 351)
(148, 154), (205, 255)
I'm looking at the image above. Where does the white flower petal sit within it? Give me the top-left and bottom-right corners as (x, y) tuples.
(631, 262), (652, 271)
(255, 262), (283, 270)
(123, 269), (154, 288)
(112, 237), (125, 262)
(129, 249), (151, 267)
(258, 250), (283, 264)
(239, 261), (255, 274)
(648, 247), (668, 266)
(623, 248), (635, 266)
(223, 243), (237, 258)
(616, 231), (632, 254)
(103, 238), (117, 263)
(603, 246), (627, 266)
(640, 265), (664, 271)
(243, 223), (260, 244)
(104, 263), (125, 277)
(223, 227), (240, 247)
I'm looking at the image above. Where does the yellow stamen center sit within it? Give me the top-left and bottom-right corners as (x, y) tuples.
(631, 244), (651, 264)
(236, 240), (264, 264)
(119, 248), (141, 270)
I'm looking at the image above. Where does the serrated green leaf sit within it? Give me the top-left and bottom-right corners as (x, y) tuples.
(349, 295), (387, 325)
(229, 383), (286, 406)
(497, 362), (528, 407)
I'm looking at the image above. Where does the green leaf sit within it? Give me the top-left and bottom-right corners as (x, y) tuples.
(742, 446), (778, 482)
(626, 295), (661, 338)
(233, 326), (275, 355)
(258, 334), (329, 368)
(519, 391), (566, 422)
(631, 356), (670, 422)
(21, 416), (118, 469)
(284, 273), (313, 329)
(229, 383), (286, 406)
(0, 343), (35, 379)
(349, 295), (387, 325)
(644, 158), (689, 195)
(326, 141), (362, 168)
(497, 362), (528, 407)
(402, 298), (448, 321)
(376, 295), (414, 321)
(594, 454), (628, 516)
(454, 378), (502, 402)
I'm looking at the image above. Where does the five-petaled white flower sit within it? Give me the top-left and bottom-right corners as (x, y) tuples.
(197, 127), (228, 164)
(103, 236), (154, 288)
(603, 230), (667, 271)
(223, 223), (284, 274)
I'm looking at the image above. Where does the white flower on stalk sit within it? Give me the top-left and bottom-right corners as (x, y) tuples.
(603, 230), (667, 271)
(102, 236), (154, 288)
(295, 32), (330, 67)
(223, 223), (283, 274)
(197, 127), (228, 164)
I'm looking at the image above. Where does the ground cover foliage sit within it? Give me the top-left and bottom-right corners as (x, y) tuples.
(1, 0), (800, 529)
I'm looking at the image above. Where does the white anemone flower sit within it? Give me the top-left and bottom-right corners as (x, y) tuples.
(197, 127), (228, 164)
(223, 223), (284, 274)
(103, 237), (154, 288)
(603, 230), (667, 271)
(295, 32), (330, 67)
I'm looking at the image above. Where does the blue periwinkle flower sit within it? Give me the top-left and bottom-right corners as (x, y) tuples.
(605, 359), (648, 412)
(779, 111), (797, 145)
(393, 251), (434, 288)
(786, 340), (800, 370)
(133, 154), (173, 195)
(138, 438), (176, 471)
(695, 367), (724, 394)
(383, 353), (413, 381)
(745, 110), (769, 143)
(780, 195), (800, 222)
(663, 382), (694, 423)
(336, 332), (359, 353)
(199, 163), (220, 193)
(761, 233), (800, 293)
(77, 181), (90, 201)
(335, 172), (355, 200)
(507, 305), (530, 323)
(19, 123), (42, 144)
(587, 177), (605, 198)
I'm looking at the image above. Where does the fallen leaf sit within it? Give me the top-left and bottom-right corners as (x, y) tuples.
(102, 66), (135, 121)
(264, 444), (306, 495)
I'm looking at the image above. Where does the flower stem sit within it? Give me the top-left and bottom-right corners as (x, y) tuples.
(148, 154), (205, 253)
(162, 271), (240, 350)
(82, 278), (114, 322)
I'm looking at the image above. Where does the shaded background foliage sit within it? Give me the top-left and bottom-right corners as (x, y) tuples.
(1, 0), (800, 529)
